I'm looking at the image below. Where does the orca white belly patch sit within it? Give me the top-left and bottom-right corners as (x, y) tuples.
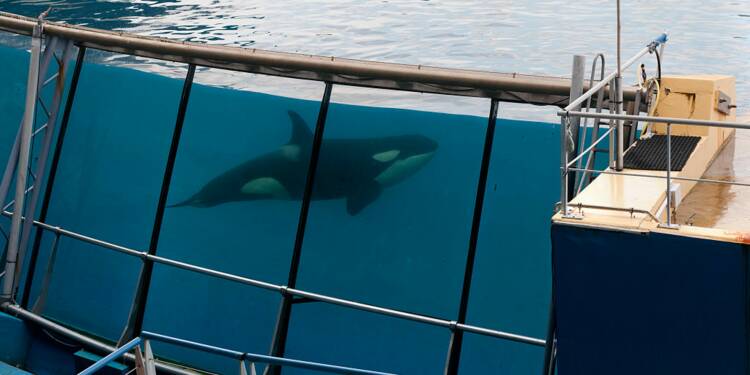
(241, 177), (290, 199)
(372, 149), (400, 162)
(375, 152), (434, 186)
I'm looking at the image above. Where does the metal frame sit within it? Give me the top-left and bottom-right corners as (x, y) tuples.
(0, 18), (42, 302)
(444, 98), (499, 374)
(1, 15), (75, 303)
(79, 330), (395, 375)
(267, 82), (333, 372)
(2, 303), (195, 375)
(549, 77), (748, 373)
(21, 46), (88, 308)
(559, 33), (668, 218)
(0, 12), (641, 107)
(1, 208), (546, 347)
(0, 10), (579, 375)
(119, 64), (197, 345)
(559, 110), (750, 225)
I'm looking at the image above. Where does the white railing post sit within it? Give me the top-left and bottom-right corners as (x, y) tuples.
(143, 339), (157, 375)
(662, 122), (679, 229)
(134, 345), (147, 375)
(240, 360), (257, 375)
(560, 115), (569, 215)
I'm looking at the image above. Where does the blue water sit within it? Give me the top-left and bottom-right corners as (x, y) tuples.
(2, 0), (748, 120)
(0, 39), (564, 373)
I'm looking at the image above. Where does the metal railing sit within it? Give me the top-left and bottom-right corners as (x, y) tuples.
(546, 33), (744, 375)
(0, 10), (549, 375)
(1, 208), (546, 348)
(0, 11), (640, 107)
(78, 331), (393, 375)
(557, 34), (749, 228)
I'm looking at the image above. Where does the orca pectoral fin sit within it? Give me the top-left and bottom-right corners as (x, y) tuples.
(346, 183), (382, 215)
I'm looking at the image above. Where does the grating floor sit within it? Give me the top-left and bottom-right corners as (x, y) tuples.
(623, 135), (701, 171)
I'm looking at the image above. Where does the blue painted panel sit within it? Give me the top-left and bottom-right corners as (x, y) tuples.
(0, 312), (29, 367)
(0, 362), (31, 375)
(552, 224), (748, 374)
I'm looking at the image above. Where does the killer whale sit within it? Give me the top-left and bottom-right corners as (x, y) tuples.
(169, 110), (438, 215)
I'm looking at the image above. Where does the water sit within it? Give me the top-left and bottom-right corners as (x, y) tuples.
(1, 0), (748, 120)
(0, 1), (747, 373)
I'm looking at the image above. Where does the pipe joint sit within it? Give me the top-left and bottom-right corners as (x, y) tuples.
(448, 320), (458, 331)
(279, 285), (289, 296)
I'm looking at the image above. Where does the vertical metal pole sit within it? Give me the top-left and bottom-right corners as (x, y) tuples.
(13, 41), (75, 299)
(0, 36), (61, 220)
(119, 64), (196, 345)
(615, 76), (624, 171)
(267, 82), (333, 373)
(666, 123), (673, 226)
(1, 22), (43, 302)
(608, 84), (616, 169)
(541, 292), (556, 375)
(444, 99), (499, 375)
(615, 0), (624, 171)
(21, 46), (87, 308)
(559, 115), (568, 215)
(0, 129), (21, 210)
(567, 56), (586, 199)
(626, 90), (642, 147)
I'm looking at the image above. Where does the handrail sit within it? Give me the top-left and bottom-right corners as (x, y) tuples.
(142, 331), (395, 375)
(564, 33), (666, 112)
(78, 337), (142, 375)
(0, 209), (546, 347)
(567, 126), (615, 168)
(568, 203), (661, 223)
(568, 167), (750, 188)
(75, 330), (393, 375)
(561, 111), (750, 130)
(0, 12), (641, 103)
(559, 101), (749, 226)
(561, 33), (666, 176)
(1, 303), (196, 375)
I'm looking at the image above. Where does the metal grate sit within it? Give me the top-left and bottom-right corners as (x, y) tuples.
(623, 135), (701, 171)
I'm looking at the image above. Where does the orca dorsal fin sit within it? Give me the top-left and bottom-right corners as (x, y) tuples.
(286, 110), (313, 146)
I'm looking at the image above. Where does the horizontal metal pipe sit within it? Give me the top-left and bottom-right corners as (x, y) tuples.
(143, 331), (243, 359)
(568, 167), (750, 188)
(0, 210), (544, 347)
(1, 303), (198, 375)
(560, 111), (750, 130)
(455, 323), (547, 346)
(563, 202), (661, 222)
(143, 331), (394, 375)
(0, 12), (639, 102)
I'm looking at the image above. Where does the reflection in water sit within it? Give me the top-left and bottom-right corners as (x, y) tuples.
(169, 111), (438, 215)
(1, 0), (748, 119)
(677, 127), (750, 232)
